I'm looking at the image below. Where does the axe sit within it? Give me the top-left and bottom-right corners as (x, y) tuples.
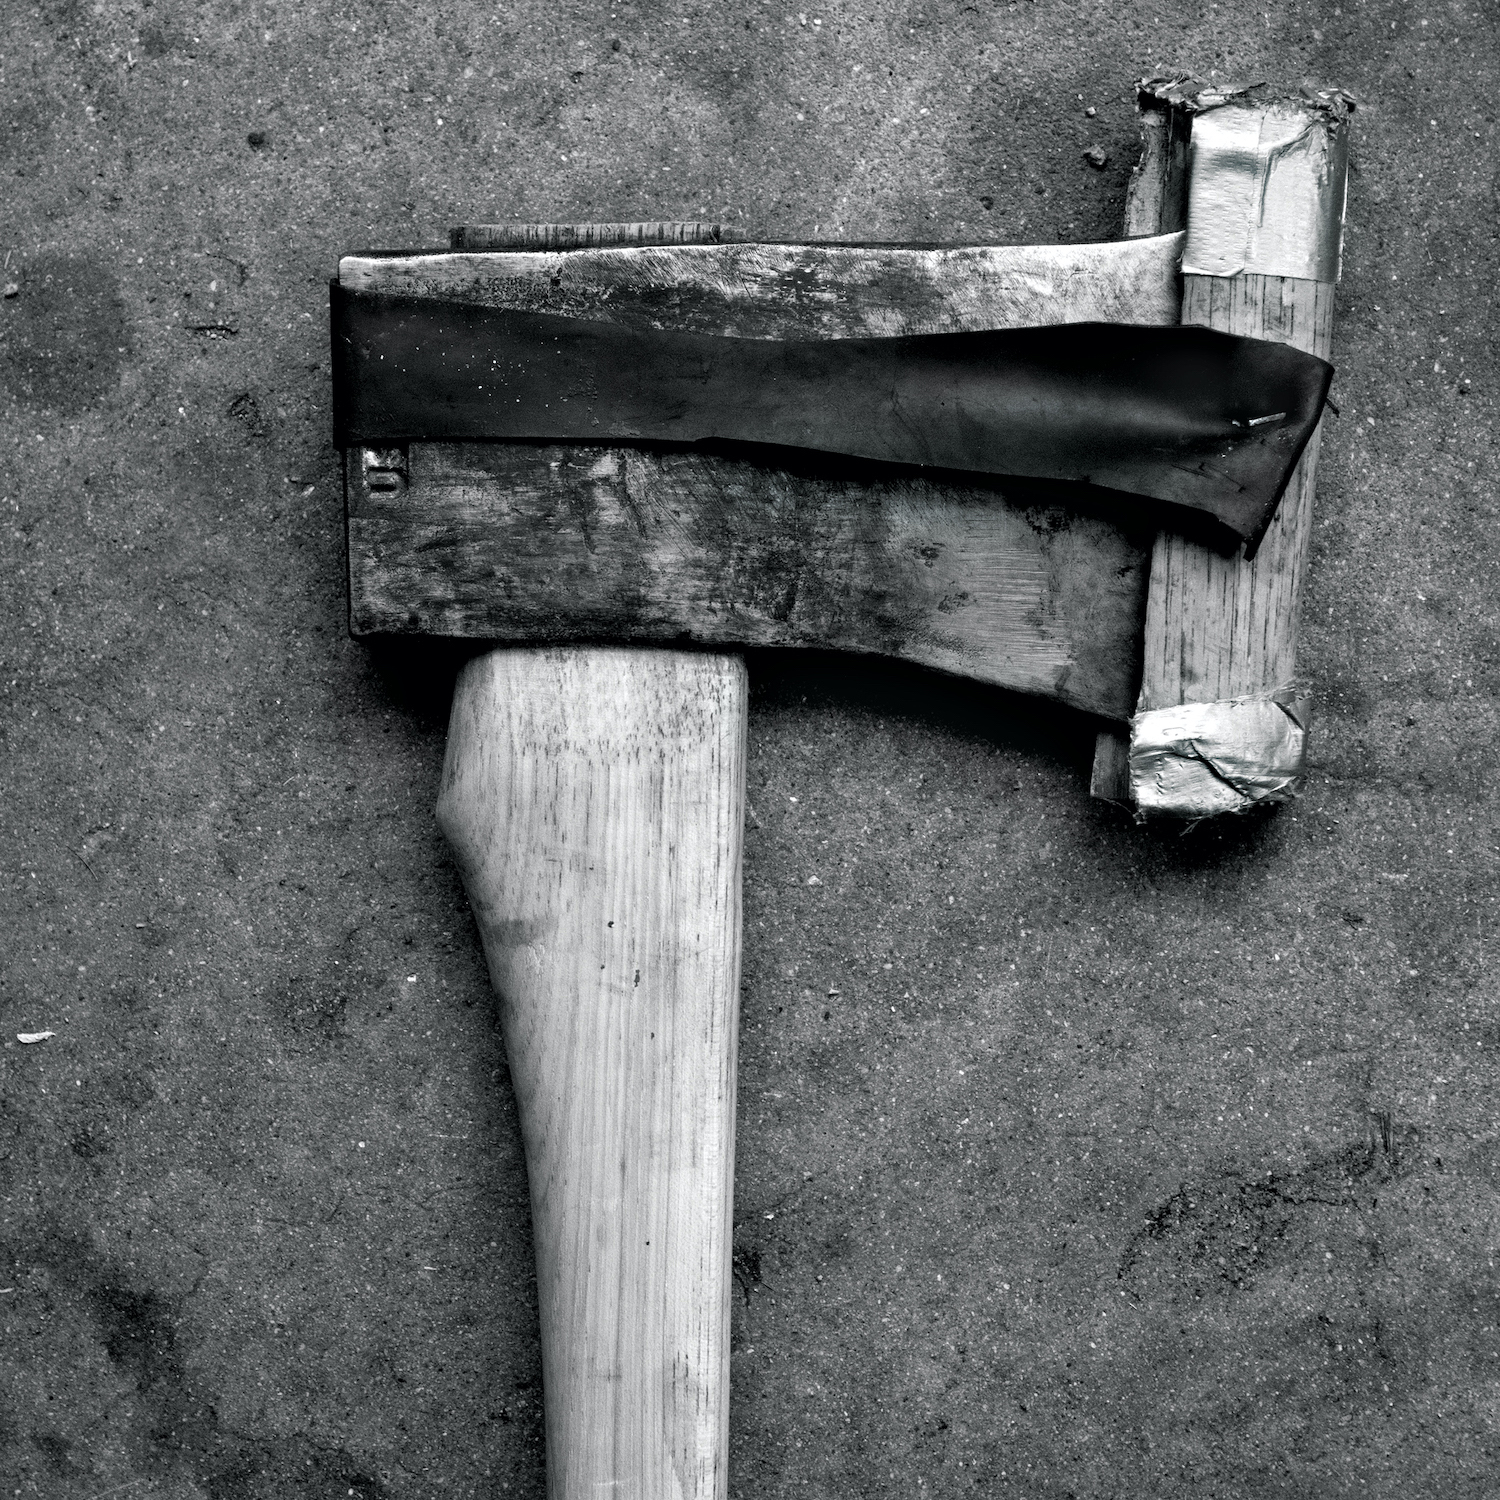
(335, 80), (1349, 1500)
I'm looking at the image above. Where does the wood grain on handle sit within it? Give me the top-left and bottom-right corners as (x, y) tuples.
(436, 647), (747, 1500)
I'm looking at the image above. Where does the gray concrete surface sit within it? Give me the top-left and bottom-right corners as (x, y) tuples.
(3, 1), (1498, 1496)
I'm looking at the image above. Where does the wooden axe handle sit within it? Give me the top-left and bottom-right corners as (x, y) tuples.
(436, 646), (746, 1500)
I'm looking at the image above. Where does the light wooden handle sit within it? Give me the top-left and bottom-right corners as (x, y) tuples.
(436, 645), (747, 1500)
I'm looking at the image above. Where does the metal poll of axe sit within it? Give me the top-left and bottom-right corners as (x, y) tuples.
(333, 78), (1350, 1500)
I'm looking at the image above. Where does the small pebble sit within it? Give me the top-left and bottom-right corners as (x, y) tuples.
(1085, 105), (1097, 117)
(2, 283), (17, 299)
(1083, 144), (1108, 169)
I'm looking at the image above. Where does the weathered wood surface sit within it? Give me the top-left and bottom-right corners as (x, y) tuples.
(1088, 726), (1133, 804)
(339, 232), (1183, 340)
(1091, 82), (1193, 797)
(436, 648), (745, 1500)
(1121, 89), (1191, 241)
(344, 233), (1184, 720)
(1136, 273), (1334, 710)
(450, 221), (736, 250)
(350, 442), (1152, 720)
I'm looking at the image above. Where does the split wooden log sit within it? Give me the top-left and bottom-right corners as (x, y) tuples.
(1091, 81), (1352, 815)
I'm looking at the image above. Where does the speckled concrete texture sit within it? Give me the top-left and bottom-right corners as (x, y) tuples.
(3, 2), (1498, 1497)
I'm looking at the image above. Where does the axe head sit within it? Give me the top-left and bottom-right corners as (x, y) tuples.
(335, 227), (1327, 726)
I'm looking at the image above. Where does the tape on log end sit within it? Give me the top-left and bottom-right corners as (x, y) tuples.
(1129, 693), (1306, 820)
(1180, 95), (1353, 282)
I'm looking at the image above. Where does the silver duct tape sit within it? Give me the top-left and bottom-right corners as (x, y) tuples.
(1130, 694), (1306, 820)
(1182, 102), (1350, 282)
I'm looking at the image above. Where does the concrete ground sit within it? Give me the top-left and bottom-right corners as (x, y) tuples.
(3, 0), (1498, 1496)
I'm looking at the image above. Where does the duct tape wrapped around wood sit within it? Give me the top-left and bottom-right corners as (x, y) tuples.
(1129, 692), (1307, 819)
(1180, 96), (1352, 282)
